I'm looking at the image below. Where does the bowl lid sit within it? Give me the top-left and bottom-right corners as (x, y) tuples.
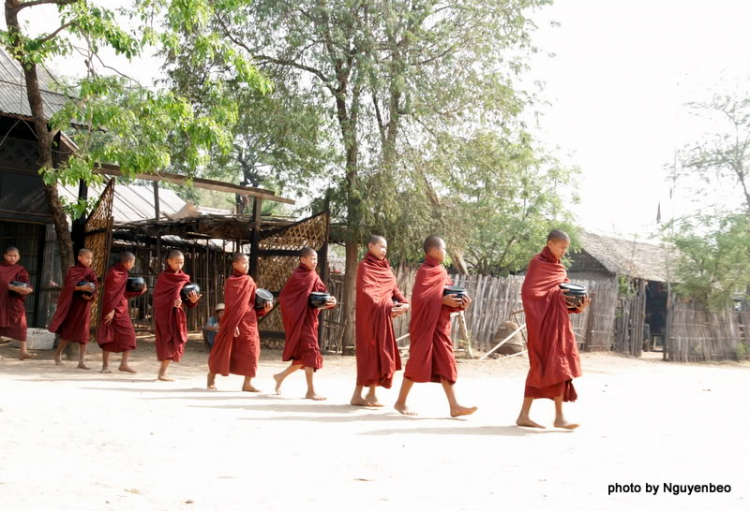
(560, 283), (586, 292)
(310, 291), (330, 297)
(256, 288), (273, 300)
(444, 285), (466, 293)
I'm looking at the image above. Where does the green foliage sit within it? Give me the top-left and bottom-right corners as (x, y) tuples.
(663, 212), (750, 309)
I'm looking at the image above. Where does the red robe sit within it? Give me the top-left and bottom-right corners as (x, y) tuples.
(403, 256), (462, 384)
(0, 262), (30, 342)
(521, 246), (582, 402)
(208, 271), (269, 377)
(355, 253), (408, 388)
(48, 263), (98, 344)
(279, 264), (327, 370)
(97, 263), (141, 353)
(153, 269), (196, 362)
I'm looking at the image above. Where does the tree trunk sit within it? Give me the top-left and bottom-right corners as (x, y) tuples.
(5, 1), (74, 272)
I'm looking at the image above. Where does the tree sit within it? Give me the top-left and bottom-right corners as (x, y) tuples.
(174, 0), (550, 345)
(664, 212), (750, 308)
(0, 0), (267, 272)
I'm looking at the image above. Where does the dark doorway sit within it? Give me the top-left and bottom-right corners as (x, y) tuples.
(0, 220), (46, 327)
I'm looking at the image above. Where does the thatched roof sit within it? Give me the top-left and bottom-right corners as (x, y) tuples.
(578, 231), (672, 282)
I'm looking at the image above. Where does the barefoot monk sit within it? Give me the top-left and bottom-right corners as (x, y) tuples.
(516, 229), (591, 430)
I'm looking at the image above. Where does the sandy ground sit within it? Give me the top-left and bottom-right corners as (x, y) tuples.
(1, 336), (749, 511)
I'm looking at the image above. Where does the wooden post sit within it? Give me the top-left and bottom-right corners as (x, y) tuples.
(71, 178), (88, 256)
(318, 204), (331, 352)
(249, 197), (262, 280)
(153, 181), (160, 220)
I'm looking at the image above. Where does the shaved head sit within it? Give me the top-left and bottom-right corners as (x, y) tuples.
(78, 248), (93, 257)
(233, 252), (249, 262)
(119, 251), (136, 263)
(367, 235), (386, 246)
(423, 235), (445, 254)
(547, 229), (570, 243)
(300, 247), (316, 258)
(3, 246), (19, 255)
(167, 250), (184, 260)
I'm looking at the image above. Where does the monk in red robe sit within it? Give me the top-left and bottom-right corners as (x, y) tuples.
(0, 246), (34, 360)
(97, 251), (148, 373)
(394, 236), (477, 417)
(50, 249), (98, 369)
(351, 235), (410, 407)
(153, 250), (200, 381)
(207, 253), (273, 391)
(274, 247), (336, 400)
(516, 229), (591, 430)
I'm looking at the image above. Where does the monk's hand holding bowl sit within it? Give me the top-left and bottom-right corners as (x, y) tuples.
(263, 301), (273, 312)
(140, 284), (148, 295)
(174, 298), (183, 308)
(325, 296), (337, 309)
(188, 291), (201, 304)
(575, 295), (592, 312)
(562, 290), (578, 308)
(442, 294), (463, 308)
(460, 295), (472, 309)
(11, 284), (33, 295)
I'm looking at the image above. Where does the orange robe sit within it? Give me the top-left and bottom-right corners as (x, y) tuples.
(153, 269), (197, 362)
(48, 263), (98, 344)
(0, 262), (29, 341)
(403, 256), (462, 384)
(208, 270), (268, 377)
(279, 264), (327, 370)
(97, 263), (141, 353)
(355, 253), (408, 388)
(522, 246), (582, 402)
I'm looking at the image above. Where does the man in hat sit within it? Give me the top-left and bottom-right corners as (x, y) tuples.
(203, 303), (225, 352)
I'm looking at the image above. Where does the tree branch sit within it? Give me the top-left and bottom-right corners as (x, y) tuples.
(13, 0), (77, 13)
(35, 21), (74, 45)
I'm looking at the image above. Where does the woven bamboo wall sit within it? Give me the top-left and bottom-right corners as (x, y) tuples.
(667, 301), (741, 362)
(83, 179), (115, 334)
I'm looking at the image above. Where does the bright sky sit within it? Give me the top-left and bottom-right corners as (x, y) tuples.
(528, 0), (750, 238)
(13, 1), (750, 238)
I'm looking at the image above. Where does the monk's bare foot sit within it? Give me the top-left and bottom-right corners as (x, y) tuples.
(158, 373), (174, 382)
(516, 416), (546, 429)
(273, 373), (283, 395)
(394, 403), (418, 416)
(101, 367), (112, 374)
(207, 373), (216, 390)
(242, 384), (261, 392)
(77, 362), (91, 370)
(554, 419), (579, 430)
(350, 396), (370, 406)
(450, 405), (478, 418)
(305, 391), (326, 401)
(119, 365), (136, 374)
(54, 353), (63, 365)
(365, 394), (385, 407)
(19, 352), (36, 361)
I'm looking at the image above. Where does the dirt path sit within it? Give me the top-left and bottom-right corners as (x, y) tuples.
(1, 338), (748, 510)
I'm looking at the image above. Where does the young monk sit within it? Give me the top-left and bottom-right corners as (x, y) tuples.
(153, 250), (200, 381)
(97, 251), (148, 373)
(274, 247), (336, 400)
(351, 235), (410, 407)
(0, 247), (34, 360)
(516, 229), (591, 430)
(394, 235), (477, 417)
(49, 248), (98, 369)
(207, 253), (273, 391)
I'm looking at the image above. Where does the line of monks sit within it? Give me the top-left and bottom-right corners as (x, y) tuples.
(0, 230), (589, 428)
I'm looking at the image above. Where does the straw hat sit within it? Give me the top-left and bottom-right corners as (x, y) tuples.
(215, 303), (225, 312)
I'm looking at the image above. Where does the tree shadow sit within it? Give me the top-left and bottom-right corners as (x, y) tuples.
(21, 378), (156, 384)
(237, 413), (433, 423)
(190, 402), (383, 415)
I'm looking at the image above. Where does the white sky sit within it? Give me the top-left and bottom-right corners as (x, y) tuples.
(528, 0), (750, 238)
(14, 0), (750, 238)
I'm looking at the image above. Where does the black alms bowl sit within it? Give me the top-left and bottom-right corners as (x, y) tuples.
(560, 283), (587, 308)
(180, 283), (201, 302)
(76, 280), (96, 298)
(255, 288), (273, 309)
(443, 285), (467, 299)
(309, 291), (331, 309)
(9, 281), (28, 294)
(126, 277), (146, 293)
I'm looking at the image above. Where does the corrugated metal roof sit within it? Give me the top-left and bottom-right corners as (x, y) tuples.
(0, 48), (70, 119)
(58, 180), (186, 224)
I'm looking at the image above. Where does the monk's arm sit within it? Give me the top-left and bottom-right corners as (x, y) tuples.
(392, 287), (409, 304)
